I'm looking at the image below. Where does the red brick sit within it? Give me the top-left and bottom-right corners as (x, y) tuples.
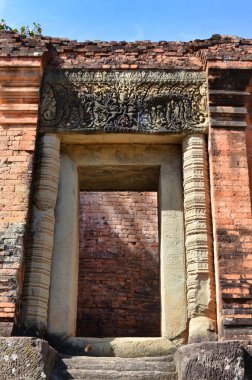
(77, 191), (160, 337)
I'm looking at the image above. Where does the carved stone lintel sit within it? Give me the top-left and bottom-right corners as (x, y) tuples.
(21, 134), (60, 336)
(183, 135), (216, 324)
(40, 70), (208, 134)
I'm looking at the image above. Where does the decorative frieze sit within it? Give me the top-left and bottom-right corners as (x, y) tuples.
(40, 70), (208, 134)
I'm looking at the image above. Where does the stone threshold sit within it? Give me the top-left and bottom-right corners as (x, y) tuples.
(53, 337), (177, 358)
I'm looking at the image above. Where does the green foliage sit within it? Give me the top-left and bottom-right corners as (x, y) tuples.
(0, 19), (12, 31)
(0, 19), (42, 37)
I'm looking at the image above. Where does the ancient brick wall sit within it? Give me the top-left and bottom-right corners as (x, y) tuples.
(77, 191), (160, 337)
(209, 128), (252, 339)
(0, 31), (252, 343)
(0, 57), (43, 335)
(246, 76), (252, 201)
(208, 68), (252, 340)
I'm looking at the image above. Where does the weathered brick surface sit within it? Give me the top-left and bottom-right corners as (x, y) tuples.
(0, 57), (43, 334)
(246, 76), (252, 200)
(209, 68), (252, 340)
(77, 191), (160, 337)
(0, 31), (252, 70)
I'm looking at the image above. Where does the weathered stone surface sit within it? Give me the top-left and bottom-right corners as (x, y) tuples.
(47, 144), (187, 341)
(188, 317), (216, 343)
(53, 335), (176, 358)
(183, 135), (216, 331)
(47, 153), (79, 339)
(0, 337), (57, 379)
(176, 341), (248, 380)
(51, 354), (177, 380)
(111, 338), (176, 358)
(21, 134), (60, 336)
(51, 369), (177, 380)
(40, 70), (208, 134)
(0, 322), (14, 337)
(0, 223), (25, 332)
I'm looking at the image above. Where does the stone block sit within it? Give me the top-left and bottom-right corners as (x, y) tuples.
(56, 336), (176, 358)
(188, 316), (217, 343)
(0, 337), (57, 379)
(0, 322), (13, 337)
(175, 341), (250, 380)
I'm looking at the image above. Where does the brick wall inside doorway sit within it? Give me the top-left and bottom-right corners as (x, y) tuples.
(77, 191), (160, 337)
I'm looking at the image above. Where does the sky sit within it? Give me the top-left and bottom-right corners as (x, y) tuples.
(0, 0), (251, 42)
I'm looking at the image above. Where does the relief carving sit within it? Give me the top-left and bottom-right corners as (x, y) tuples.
(183, 135), (216, 324)
(40, 70), (208, 134)
(21, 134), (60, 336)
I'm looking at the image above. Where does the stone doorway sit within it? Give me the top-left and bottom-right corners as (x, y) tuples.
(20, 68), (216, 351)
(77, 190), (160, 337)
(46, 143), (187, 343)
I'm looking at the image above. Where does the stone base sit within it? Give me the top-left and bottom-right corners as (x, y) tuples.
(175, 341), (252, 380)
(0, 337), (57, 379)
(0, 337), (251, 379)
(188, 317), (217, 343)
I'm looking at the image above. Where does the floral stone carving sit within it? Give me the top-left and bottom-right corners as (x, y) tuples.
(40, 70), (208, 134)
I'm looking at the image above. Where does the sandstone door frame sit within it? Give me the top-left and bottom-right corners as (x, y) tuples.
(46, 142), (187, 341)
(21, 69), (215, 343)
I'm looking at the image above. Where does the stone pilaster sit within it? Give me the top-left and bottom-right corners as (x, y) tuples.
(21, 134), (60, 336)
(47, 153), (79, 339)
(182, 134), (216, 342)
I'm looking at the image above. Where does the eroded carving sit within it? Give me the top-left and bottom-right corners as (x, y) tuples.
(40, 70), (208, 134)
(182, 135), (216, 322)
(21, 134), (60, 336)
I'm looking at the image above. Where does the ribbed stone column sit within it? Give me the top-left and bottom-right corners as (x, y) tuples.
(183, 134), (216, 342)
(21, 134), (60, 336)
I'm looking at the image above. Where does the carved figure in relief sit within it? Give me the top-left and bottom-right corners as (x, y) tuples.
(40, 70), (208, 134)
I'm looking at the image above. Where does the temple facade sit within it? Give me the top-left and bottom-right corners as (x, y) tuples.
(0, 31), (252, 379)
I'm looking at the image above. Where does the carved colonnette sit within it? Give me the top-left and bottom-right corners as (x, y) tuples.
(183, 135), (216, 342)
(40, 70), (208, 134)
(21, 134), (60, 336)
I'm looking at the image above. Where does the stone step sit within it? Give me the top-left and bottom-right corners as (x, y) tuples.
(51, 355), (178, 380)
(57, 355), (176, 372)
(51, 368), (178, 380)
